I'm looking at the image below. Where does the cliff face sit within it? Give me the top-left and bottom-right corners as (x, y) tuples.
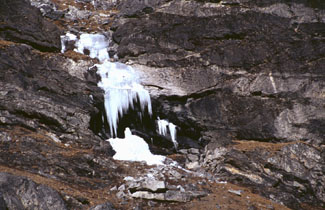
(113, 0), (325, 208)
(0, 0), (324, 209)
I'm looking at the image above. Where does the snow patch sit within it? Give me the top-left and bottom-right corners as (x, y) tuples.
(108, 128), (165, 165)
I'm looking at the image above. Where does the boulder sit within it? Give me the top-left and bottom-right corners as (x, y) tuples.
(128, 178), (166, 193)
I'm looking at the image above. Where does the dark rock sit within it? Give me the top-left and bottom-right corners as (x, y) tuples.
(117, 0), (170, 18)
(0, 0), (62, 52)
(0, 172), (67, 209)
(0, 193), (7, 210)
(0, 43), (106, 148)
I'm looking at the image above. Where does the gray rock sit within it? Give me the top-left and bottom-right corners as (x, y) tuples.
(186, 161), (200, 170)
(187, 154), (199, 162)
(118, 184), (126, 192)
(65, 6), (92, 20)
(228, 189), (242, 196)
(164, 190), (190, 202)
(128, 178), (166, 192)
(131, 191), (165, 200)
(179, 149), (188, 154)
(188, 148), (200, 154)
(0, 132), (11, 142)
(90, 202), (115, 210)
(0, 172), (67, 210)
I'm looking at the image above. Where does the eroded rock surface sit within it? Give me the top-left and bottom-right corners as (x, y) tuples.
(110, 0), (325, 208)
(0, 0), (324, 209)
(0, 0), (62, 51)
(0, 172), (67, 210)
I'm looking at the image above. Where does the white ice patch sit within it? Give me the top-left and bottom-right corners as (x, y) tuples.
(157, 118), (178, 149)
(74, 33), (109, 62)
(60, 32), (77, 53)
(60, 33), (152, 137)
(108, 128), (165, 165)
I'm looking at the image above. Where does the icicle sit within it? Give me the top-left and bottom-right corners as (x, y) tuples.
(157, 118), (178, 149)
(157, 117), (169, 136)
(97, 61), (152, 137)
(168, 122), (178, 149)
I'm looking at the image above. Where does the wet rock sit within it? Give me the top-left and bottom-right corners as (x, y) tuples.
(0, 172), (67, 209)
(0, 0), (62, 52)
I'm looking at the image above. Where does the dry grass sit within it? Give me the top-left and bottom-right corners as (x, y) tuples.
(63, 50), (95, 62)
(232, 140), (300, 154)
(186, 181), (291, 210)
(0, 40), (16, 48)
(0, 165), (115, 207)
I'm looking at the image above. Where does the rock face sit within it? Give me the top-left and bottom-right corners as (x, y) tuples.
(0, 0), (324, 209)
(0, 43), (110, 149)
(110, 0), (325, 209)
(0, 0), (62, 51)
(0, 172), (67, 210)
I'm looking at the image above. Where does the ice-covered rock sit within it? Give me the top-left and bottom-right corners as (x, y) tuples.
(75, 33), (109, 62)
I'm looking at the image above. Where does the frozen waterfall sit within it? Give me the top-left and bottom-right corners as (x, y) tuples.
(96, 61), (152, 137)
(61, 33), (152, 137)
(60, 32), (179, 165)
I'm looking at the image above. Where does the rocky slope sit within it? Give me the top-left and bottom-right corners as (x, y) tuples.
(0, 0), (324, 209)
